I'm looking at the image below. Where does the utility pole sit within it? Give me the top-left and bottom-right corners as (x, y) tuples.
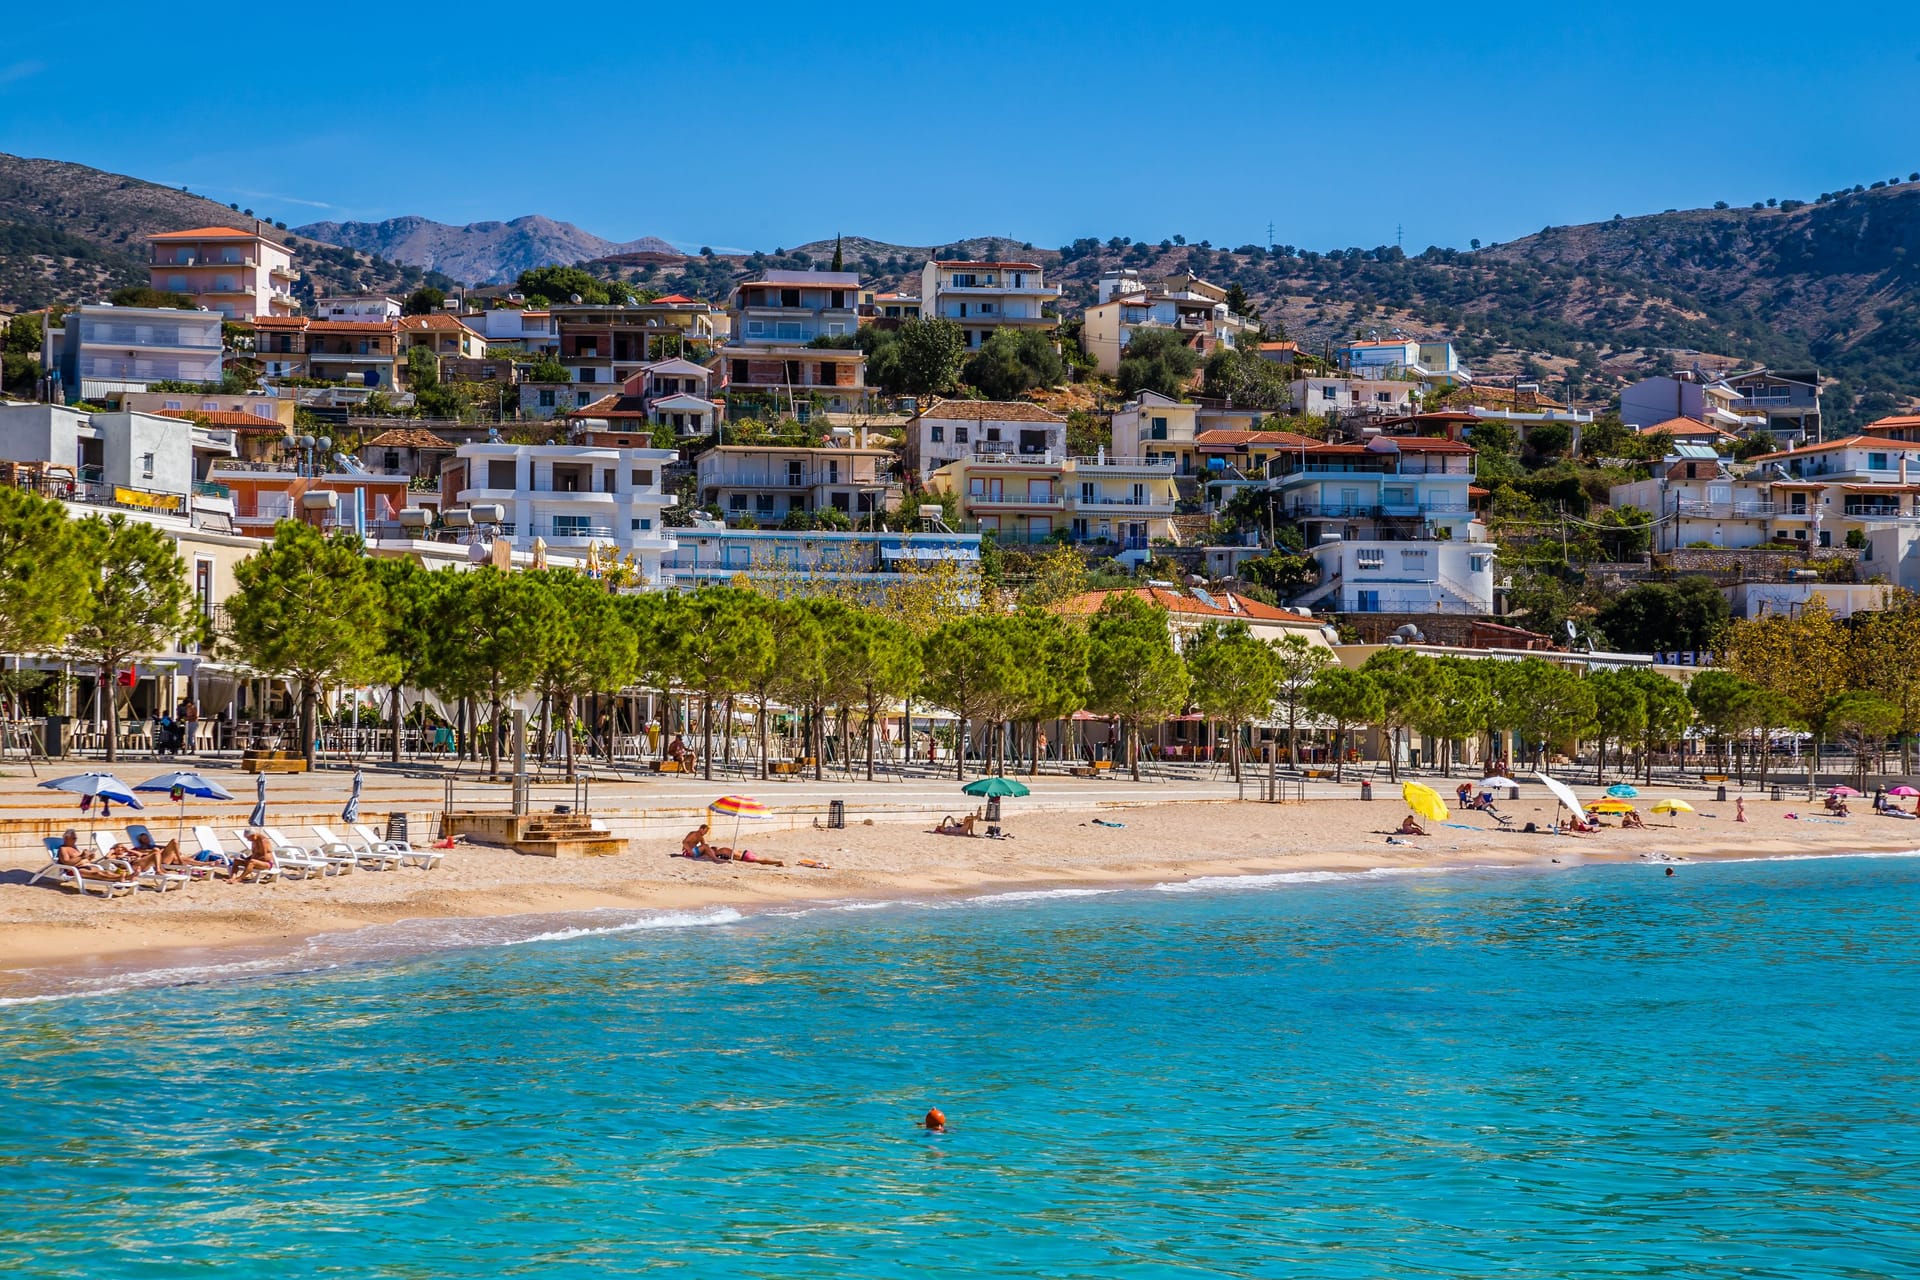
(1267, 221), (1275, 253)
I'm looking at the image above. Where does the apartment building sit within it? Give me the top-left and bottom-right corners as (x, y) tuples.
(43, 304), (224, 402)
(0, 402), (235, 524)
(1253, 436), (1495, 615)
(904, 400), (1066, 481)
(664, 526), (981, 594)
(462, 307), (559, 354)
(1080, 277), (1256, 375)
(1723, 368), (1822, 444)
(252, 317), (402, 390)
(314, 295), (402, 322)
(441, 442), (679, 579)
(695, 445), (896, 526)
(555, 298), (728, 391)
(570, 358), (720, 442)
(1110, 391), (1202, 473)
(919, 259), (1059, 350)
(926, 452), (1179, 553)
(718, 271), (866, 414)
(398, 314), (488, 365)
(1619, 370), (1766, 433)
(1291, 376), (1417, 419)
(1336, 337), (1470, 387)
(147, 225), (299, 319)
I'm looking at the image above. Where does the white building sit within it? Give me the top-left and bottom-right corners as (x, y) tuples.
(1291, 376), (1417, 420)
(439, 442), (679, 581)
(1081, 279), (1257, 377)
(463, 307), (558, 354)
(695, 444), (897, 527)
(904, 399), (1067, 481)
(1337, 337), (1471, 387)
(43, 305), (224, 403)
(313, 295), (403, 322)
(919, 259), (1060, 350)
(663, 526), (981, 594)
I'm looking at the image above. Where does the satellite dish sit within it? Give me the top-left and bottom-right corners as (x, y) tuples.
(1565, 620), (1579, 640)
(363, 369), (380, 387)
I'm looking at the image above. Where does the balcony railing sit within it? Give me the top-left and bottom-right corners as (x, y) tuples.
(1069, 455), (1177, 471)
(1676, 500), (1780, 518)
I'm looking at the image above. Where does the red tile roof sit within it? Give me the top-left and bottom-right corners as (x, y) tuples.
(149, 226), (262, 240)
(915, 399), (1065, 423)
(651, 294), (694, 304)
(1865, 415), (1920, 430)
(1194, 429), (1317, 448)
(364, 428), (455, 449)
(1743, 435), (1918, 463)
(1057, 587), (1324, 627)
(1637, 416), (1736, 438)
(156, 409), (287, 430)
(935, 260), (1043, 270)
(399, 314), (478, 333)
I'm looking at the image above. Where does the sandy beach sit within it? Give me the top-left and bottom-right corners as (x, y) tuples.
(6, 785), (1915, 995)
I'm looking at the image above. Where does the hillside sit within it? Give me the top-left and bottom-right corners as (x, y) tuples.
(295, 215), (678, 284)
(0, 152), (430, 310)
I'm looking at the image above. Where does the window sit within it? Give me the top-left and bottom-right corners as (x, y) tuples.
(730, 494), (749, 511)
(631, 517), (652, 531)
(250, 403), (274, 418)
(576, 391), (591, 407)
(1081, 481), (1094, 501)
(747, 320), (766, 337)
(140, 452), (155, 479)
(829, 290), (845, 308)
(1150, 416), (1168, 440)
(631, 469), (653, 487)
(487, 461), (516, 487)
(200, 400), (219, 410)
(553, 515), (592, 536)
(538, 389), (556, 407)
(930, 425), (944, 443)
(1357, 590), (1380, 612)
(163, 399), (182, 410)
(986, 428), (1002, 442)
(1400, 548), (1428, 568)
(1375, 392), (1391, 403)
(1870, 453), (1890, 471)
(756, 494), (775, 513)
(384, 450), (400, 471)
(955, 427), (969, 444)
(1321, 386), (1337, 402)
(1356, 548), (1385, 569)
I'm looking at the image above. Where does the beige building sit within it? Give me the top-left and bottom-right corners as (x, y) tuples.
(695, 444), (897, 526)
(148, 225), (299, 319)
(927, 452), (1180, 554)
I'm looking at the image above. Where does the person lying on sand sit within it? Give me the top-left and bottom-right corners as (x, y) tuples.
(1397, 816), (1427, 837)
(735, 849), (785, 866)
(934, 814), (977, 836)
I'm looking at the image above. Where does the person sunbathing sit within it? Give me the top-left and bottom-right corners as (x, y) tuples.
(123, 832), (187, 873)
(1825, 796), (1851, 816)
(680, 824), (711, 858)
(226, 830), (277, 882)
(935, 814), (977, 836)
(735, 849), (785, 866)
(53, 830), (129, 878)
(1397, 816), (1427, 836)
(1621, 811), (1648, 830)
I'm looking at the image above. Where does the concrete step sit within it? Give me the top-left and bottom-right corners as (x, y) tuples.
(513, 835), (626, 859)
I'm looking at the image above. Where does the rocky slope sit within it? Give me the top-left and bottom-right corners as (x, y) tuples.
(294, 215), (678, 284)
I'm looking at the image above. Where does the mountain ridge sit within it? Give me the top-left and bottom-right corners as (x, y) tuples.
(294, 214), (679, 284)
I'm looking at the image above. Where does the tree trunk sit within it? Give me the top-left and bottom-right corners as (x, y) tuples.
(1229, 720), (1240, 782)
(1386, 727), (1398, 781)
(865, 698), (877, 782)
(564, 697), (577, 782)
(955, 714), (967, 781)
(1807, 731), (1818, 799)
(301, 680), (318, 771)
(1333, 726), (1345, 783)
(813, 703), (826, 782)
(103, 663), (120, 764)
(723, 695), (736, 767)
(389, 683), (404, 765)
(1128, 716), (1140, 782)
(1595, 735), (1607, 785)
(702, 692), (714, 782)
(757, 694), (770, 781)
(486, 692), (503, 777)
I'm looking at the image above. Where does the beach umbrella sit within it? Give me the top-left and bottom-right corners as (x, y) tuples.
(1889, 786), (1920, 797)
(1402, 781), (1448, 824)
(960, 776), (1031, 799)
(135, 770), (234, 842)
(343, 768), (363, 824)
(1606, 784), (1639, 798)
(40, 772), (143, 812)
(1650, 798), (1694, 825)
(248, 773), (267, 828)
(1827, 786), (1861, 797)
(1587, 799), (1636, 815)
(708, 795), (771, 852)
(1471, 776), (1521, 793)
(1535, 772), (1584, 822)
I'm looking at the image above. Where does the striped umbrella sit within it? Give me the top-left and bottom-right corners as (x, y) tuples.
(708, 795), (770, 854)
(342, 768), (363, 824)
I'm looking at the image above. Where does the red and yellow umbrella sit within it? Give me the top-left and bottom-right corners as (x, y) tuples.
(708, 795), (771, 853)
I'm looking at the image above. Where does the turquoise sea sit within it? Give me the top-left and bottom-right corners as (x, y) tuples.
(4, 854), (1920, 1278)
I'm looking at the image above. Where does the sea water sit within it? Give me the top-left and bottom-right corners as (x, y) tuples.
(3, 855), (1920, 1278)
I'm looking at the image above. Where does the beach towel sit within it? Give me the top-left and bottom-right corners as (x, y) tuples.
(1091, 819), (1126, 828)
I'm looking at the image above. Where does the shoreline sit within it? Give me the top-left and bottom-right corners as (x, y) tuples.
(5, 796), (1918, 1001)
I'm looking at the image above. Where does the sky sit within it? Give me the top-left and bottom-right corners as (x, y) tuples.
(4, 2), (1920, 256)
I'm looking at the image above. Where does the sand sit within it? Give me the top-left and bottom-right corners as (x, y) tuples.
(4, 788), (1914, 995)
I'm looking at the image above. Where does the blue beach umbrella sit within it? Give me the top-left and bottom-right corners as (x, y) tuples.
(1606, 784), (1639, 798)
(40, 772), (143, 812)
(342, 768), (363, 824)
(249, 773), (268, 828)
(137, 770), (236, 841)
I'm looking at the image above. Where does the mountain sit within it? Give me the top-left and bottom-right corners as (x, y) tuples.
(293, 215), (679, 285)
(0, 152), (426, 309)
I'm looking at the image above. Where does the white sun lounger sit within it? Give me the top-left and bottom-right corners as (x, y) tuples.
(30, 837), (135, 898)
(352, 822), (440, 869)
(93, 831), (188, 893)
(233, 828), (328, 880)
(263, 826), (355, 876)
(193, 826), (280, 885)
(311, 825), (400, 871)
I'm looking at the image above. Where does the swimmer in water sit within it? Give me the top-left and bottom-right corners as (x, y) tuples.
(1665, 867), (1675, 876)
(922, 1107), (947, 1133)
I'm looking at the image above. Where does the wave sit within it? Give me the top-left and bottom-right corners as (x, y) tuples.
(505, 908), (744, 946)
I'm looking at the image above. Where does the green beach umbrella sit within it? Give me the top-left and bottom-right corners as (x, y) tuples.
(961, 776), (1031, 799)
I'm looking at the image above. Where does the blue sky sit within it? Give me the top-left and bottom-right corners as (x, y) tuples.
(4, 3), (1918, 256)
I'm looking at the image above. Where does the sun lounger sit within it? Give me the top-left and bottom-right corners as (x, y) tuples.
(264, 826), (355, 876)
(312, 825), (400, 871)
(197, 827), (280, 885)
(30, 837), (136, 898)
(353, 822), (441, 870)
(234, 828), (330, 880)
(94, 831), (188, 893)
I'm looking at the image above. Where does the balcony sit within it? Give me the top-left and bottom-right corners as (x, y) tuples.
(1070, 455), (1178, 474)
(968, 494), (1063, 510)
(1072, 496), (1174, 514)
(1676, 500), (1779, 518)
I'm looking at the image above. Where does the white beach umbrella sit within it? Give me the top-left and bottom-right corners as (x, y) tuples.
(1471, 776), (1522, 792)
(1534, 772), (1583, 820)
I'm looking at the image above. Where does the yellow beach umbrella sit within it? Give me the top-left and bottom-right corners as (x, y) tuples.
(1587, 799), (1636, 815)
(1402, 781), (1448, 824)
(1650, 798), (1694, 825)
